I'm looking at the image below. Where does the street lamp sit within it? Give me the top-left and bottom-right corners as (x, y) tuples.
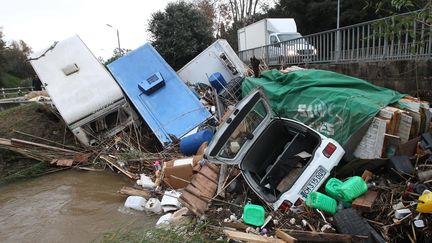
(106, 24), (121, 53)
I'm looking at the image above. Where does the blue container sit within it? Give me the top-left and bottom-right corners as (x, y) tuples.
(208, 72), (227, 93)
(180, 129), (214, 156)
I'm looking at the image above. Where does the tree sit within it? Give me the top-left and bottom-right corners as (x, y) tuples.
(267, 0), (383, 35)
(148, 1), (214, 70)
(0, 28), (6, 74)
(103, 47), (130, 66)
(3, 40), (35, 79)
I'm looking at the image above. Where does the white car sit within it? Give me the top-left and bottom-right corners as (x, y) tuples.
(205, 88), (344, 210)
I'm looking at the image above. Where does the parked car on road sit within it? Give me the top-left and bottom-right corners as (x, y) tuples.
(205, 88), (345, 210)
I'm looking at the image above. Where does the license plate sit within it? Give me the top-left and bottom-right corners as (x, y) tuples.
(300, 166), (327, 198)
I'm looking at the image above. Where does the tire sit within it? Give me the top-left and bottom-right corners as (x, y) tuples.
(334, 208), (373, 243)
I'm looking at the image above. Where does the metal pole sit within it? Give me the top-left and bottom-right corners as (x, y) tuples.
(107, 24), (121, 54)
(116, 29), (121, 53)
(336, 0), (341, 61)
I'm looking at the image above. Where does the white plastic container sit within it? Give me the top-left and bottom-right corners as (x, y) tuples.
(145, 198), (162, 214)
(136, 174), (156, 189)
(156, 213), (173, 226)
(161, 190), (182, 212)
(124, 196), (147, 211)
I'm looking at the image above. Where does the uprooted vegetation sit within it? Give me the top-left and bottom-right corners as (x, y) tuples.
(0, 103), (77, 184)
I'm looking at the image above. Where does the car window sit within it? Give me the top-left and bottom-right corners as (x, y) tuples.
(218, 100), (267, 159)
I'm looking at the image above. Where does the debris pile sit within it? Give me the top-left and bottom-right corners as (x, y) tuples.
(1, 37), (431, 242)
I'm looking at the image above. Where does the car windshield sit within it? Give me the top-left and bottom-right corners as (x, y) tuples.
(218, 100), (267, 159)
(278, 33), (308, 44)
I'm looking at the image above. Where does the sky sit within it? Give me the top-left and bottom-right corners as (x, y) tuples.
(0, 0), (172, 59)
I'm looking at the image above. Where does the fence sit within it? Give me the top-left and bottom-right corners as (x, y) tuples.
(1, 87), (34, 99)
(238, 10), (432, 66)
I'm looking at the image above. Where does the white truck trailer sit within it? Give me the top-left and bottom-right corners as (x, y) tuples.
(237, 18), (316, 63)
(29, 35), (134, 146)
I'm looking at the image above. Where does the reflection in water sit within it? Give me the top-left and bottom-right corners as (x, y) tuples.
(0, 170), (157, 243)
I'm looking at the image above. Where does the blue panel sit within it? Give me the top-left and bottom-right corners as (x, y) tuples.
(108, 44), (211, 146)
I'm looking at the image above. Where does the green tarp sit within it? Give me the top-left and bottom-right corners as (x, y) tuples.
(242, 69), (405, 145)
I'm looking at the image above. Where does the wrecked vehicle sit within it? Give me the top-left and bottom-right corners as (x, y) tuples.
(205, 88), (345, 210)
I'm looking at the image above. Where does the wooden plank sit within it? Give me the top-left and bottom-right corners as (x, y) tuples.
(217, 164), (227, 198)
(222, 222), (250, 230)
(100, 155), (139, 180)
(275, 229), (297, 243)
(223, 230), (285, 243)
(361, 170), (373, 182)
(282, 230), (357, 242)
(11, 138), (77, 153)
(118, 186), (151, 199)
(0, 138), (12, 146)
(352, 190), (379, 212)
(55, 159), (74, 167)
(180, 190), (206, 216)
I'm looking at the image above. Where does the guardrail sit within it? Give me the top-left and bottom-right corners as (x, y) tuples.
(1, 87), (34, 98)
(238, 10), (432, 66)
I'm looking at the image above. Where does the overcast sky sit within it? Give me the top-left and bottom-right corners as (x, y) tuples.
(0, 0), (172, 59)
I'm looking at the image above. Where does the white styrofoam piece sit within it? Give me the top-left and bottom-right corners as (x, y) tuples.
(161, 190), (182, 212)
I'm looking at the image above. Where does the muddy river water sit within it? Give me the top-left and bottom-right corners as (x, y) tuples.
(0, 170), (157, 243)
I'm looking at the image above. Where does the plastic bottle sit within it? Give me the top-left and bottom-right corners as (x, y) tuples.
(145, 198), (162, 214)
(124, 196), (147, 211)
(325, 178), (344, 200)
(417, 191), (432, 213)
(338, 176), (368, 201)
(136, 174), (156, 189)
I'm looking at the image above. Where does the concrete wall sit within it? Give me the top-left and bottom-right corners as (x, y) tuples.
(302, 60), (432, 102)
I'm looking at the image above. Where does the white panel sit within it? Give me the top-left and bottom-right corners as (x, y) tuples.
(244, 20), (267, 50)
(30, 35), (124, 125)
(266, 18), (297, 33)
(177, 39), (247, 85)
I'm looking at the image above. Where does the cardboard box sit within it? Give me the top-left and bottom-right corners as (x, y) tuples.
(163, 158), (194, 189)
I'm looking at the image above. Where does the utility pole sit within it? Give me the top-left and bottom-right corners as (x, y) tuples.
(106, 24), (121, 54)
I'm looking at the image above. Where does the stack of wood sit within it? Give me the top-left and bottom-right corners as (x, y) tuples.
(354, 97), (431, 159)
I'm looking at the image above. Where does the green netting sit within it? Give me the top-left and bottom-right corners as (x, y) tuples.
(242, 69), (405, 145)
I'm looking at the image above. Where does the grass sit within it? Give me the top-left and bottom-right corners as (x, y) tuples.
(0, 72), (23, 88)
(0, 151), (49, 186)
(101, 223), (221, 243)
(0, 103), (75, 145)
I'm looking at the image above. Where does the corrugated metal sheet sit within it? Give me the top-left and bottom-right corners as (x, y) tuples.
(108, 44), (211, 146)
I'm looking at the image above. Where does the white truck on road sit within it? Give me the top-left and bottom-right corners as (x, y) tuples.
(237, 18), (316, 63)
